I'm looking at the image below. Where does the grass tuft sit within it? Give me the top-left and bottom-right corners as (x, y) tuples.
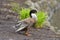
(35, 11), (48, 28)
(20, 8), (30, 20)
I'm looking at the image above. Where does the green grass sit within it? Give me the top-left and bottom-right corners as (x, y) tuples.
(20, 8), (30, 20)
(35, 11), (48, 28)
(11, 2), (48, 28)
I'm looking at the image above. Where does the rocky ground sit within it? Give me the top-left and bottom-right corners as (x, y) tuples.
(0, 13), (60, 40)
(0, 0), (60, 40)
(0, 15), (60, 40)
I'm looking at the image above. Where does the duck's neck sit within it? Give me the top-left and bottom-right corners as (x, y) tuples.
(30, 13), (37, 21)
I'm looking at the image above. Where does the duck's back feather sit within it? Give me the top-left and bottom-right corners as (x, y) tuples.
(14, 18), (36, 32)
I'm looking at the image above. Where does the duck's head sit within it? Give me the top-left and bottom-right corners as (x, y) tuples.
(29, 9), (37, 21)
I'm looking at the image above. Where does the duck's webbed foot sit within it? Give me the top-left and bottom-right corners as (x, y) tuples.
(25, 32), (32, 36)
(24, 27), (32, 36)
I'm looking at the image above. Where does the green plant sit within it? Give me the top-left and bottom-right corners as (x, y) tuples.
(20, 8), (30, 20)
(35, 11), (48, 28)
(11, 2), (30, 20)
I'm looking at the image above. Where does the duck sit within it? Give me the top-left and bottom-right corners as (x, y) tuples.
(13, 9), (37, 36)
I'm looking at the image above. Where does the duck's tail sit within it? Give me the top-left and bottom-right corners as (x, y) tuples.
(13, 21), (28, 32)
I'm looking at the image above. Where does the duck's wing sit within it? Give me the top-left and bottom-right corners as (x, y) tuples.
(15, 22), (29, 32)
(13, 18), (34, 32)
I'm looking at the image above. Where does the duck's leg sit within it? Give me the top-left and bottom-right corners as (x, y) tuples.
(25, 23), (34, 36)
(24, 27), (32, 36)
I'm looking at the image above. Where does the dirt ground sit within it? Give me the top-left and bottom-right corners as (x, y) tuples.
(0, 14), (60, 40)
(0, 23), (60, 40)
(0, 0), (60, 40)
